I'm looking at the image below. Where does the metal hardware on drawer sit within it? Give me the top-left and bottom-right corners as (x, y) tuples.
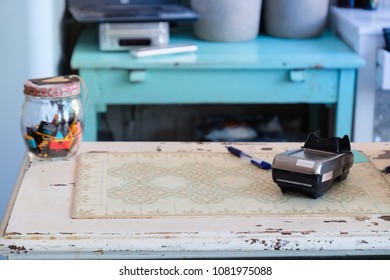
(289, 70), (306, 82)
(129, 70), (146, 83)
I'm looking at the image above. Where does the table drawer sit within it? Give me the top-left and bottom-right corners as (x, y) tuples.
(85, 68), (339, 104)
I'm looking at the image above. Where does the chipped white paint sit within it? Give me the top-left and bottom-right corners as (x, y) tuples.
(1, 142), (390, 259)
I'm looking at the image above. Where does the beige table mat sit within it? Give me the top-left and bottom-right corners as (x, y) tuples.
(72, 151), (390, 219)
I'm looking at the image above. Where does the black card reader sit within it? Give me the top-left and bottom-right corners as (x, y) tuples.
(272, 131), (354, 199)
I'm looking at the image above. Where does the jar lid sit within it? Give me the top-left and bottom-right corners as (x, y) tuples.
(24, 75), (80, 98)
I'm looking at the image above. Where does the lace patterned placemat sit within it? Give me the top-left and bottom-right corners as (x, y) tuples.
(72, 151), (390, 219)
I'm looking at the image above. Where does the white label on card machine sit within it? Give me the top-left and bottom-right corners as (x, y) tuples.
(322, 171), (334, 182)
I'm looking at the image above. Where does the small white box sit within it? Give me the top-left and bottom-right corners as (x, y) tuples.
(99, 22), (169, 51)
(376, 48), (390, 90)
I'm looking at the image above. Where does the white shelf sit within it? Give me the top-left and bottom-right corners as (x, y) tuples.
(331, 4), (390, 142)
(332, 5), (390, 35)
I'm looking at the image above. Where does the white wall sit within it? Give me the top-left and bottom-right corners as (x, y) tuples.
(0, 0), (65, 252)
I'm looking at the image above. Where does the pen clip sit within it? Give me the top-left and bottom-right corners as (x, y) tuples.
(226, 146), (242, 157)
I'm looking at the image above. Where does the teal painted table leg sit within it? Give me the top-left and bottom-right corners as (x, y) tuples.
(335, 70), (356, 138)
(80, 70), (99, 141)
(84, 104), (98, 141)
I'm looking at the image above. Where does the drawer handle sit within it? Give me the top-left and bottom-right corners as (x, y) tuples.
(129, 70), (146, 83)
(289, 70), (306, 82)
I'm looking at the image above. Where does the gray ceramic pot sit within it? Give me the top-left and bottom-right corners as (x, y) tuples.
(190, 0), (263, 42)
(263, 0), (329, 38)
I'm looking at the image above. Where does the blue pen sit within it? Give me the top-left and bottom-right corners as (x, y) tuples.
(381, 165), (390, 174)
(226, 146), (272, 170)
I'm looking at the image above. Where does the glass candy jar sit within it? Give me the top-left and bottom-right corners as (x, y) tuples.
(21, 75), (84, 159)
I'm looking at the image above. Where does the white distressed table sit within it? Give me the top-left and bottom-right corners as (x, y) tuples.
(1, 142), (390, 259)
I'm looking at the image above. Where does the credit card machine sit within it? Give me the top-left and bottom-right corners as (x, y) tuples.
(272, 131), (354, 198)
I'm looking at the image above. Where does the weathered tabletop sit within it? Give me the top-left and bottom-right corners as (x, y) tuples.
(1, 142), (389, 259)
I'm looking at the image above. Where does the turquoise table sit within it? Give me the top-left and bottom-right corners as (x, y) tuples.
(71, 28), (364, 141)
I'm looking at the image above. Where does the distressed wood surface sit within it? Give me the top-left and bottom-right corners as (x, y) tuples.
(1, 142), (390, 259)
